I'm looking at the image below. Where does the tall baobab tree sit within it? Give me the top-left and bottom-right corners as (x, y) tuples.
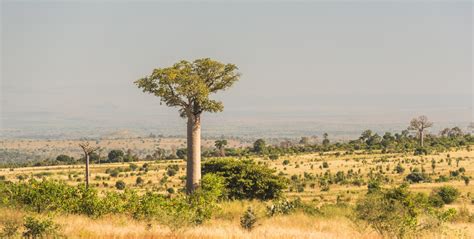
(408, 115), (433, 147)
(79, 142), (99, 188)
(135, 58), (240, 193)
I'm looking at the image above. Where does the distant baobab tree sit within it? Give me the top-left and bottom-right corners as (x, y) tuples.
(79, 142), (99, 188)
(214, 139), (228, 157)
(135, 58), (240, 193)
(408, 115), (433, 147)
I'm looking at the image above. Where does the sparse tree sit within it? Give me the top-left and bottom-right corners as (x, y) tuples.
(253, 139), (266, 154)
(322, 133), (330, 146)
(299, 137), (310, 145)
(135, 58), (240, 193)
(439, 128), (450, 137)
(214, 139), (228, 157)
(408, 115), (433, 147)
(448, 127), (463, 138)
(79, 142), (99, 188)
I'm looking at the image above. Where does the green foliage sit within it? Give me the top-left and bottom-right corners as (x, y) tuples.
(268, 154), (279, 160)
(135, 177), (144, 185)
(355, 184), (452, 238)
(405, 169), (430, 183)
(367, 179), (381, 194)
(414, 147), (429, 155)
(433, 186), (459, 204)
(253, 139), (266, 154)
(240, 207), (257, 231)
(108, 150), (124, 162)
(202, 158), (287, 200)
(395, 163), (405, 174)
(135, 58), (240, 118)
(0, 179), (223, 230)
(266, 198), (308, 216)
(115, 180), (126, 190)
(56, 154), (74, 164)
(23, 216), (60, 238)
(166, 168), (177, 177)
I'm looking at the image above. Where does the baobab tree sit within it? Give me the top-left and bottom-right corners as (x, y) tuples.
(79, 142), (99, 188)
(214, 139), (228, 157)
(135, 58), (240, 193)
(408, 115), (433, 147)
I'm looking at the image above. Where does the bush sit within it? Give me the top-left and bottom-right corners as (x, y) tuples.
(355, 184), (452, 238)
(115, 180), (126, 190)
(202, 158), (287, 200)
(136, 177), (144, 185)
(395, 163), (405, 174)
(433, 186), (459, 204)
(108, 150), (124, 162)
(0, 179), (220, 228)
(269, 154), (279, 160)
(405, 169), (430, 183)
(414, 147), (429, 155)
(167, 168), (177, 177)
(240, 207), (257, 231)
(23, 216), (60, 238)
(56, 154), (73, 164)
(266, 198), (304, 216)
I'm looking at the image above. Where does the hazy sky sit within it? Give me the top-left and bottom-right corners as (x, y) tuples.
(1, 0), (472, 135)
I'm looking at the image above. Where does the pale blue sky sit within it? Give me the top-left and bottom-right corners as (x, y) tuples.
(1, 0), (472, 137)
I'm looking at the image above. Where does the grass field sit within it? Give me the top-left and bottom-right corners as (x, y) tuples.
(1, 147), (473, 238)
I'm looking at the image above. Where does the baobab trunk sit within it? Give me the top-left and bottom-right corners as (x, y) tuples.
(186, 115), (201, 193)
(420, 130), (424, 147)
(85, 154), (90, 188)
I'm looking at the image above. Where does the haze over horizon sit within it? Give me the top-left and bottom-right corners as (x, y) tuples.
(1, 1), (472, 138)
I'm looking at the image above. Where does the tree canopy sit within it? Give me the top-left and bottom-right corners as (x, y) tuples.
(135, 58), (240, 118)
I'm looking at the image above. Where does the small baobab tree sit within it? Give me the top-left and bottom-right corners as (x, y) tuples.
(214, 139), (228, 157)
(135, 58), (240, 193)
(79, 142), (99, 188)
(408, 115), (433, 147)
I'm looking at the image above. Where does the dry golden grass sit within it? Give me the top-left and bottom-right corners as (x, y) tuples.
(3, 204), (472, 239)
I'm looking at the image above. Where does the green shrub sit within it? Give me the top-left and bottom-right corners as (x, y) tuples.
(240, 207), (257, 231)
(405, 170), (430, 183)
(266, 198), (306, 216)
(202, 158), (287, 200)
(115, 180), (126, 190)
(167, 168), (177, 177)
(355, 184), (451, 238)
(136, 177), (144, 185)
(433, 186), (459, 204)
(414, 147), (429, 155)
(22, 216), (60, 238)
(269, 154), (279, 160)
(395, 163), (405, 174)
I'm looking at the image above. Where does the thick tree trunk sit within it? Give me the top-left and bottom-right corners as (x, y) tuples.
(85, 154), (90, 188)
(186, 115), (201, 193)
(220, 148), (225, 157)
(420, 130), (424, 147)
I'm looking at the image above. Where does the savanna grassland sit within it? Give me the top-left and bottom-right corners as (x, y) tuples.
(1, 143), (473, 238)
